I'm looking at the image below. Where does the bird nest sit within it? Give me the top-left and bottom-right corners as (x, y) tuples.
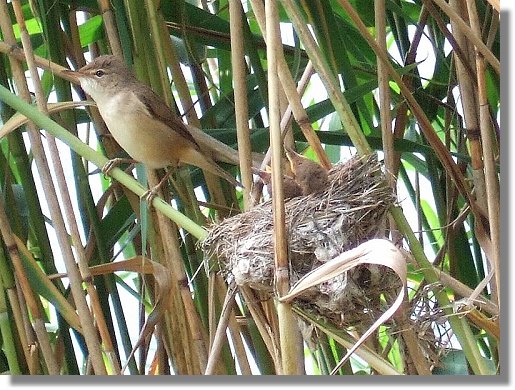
(202, 154), (400, 330)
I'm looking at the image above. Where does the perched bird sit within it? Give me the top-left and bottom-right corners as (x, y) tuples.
(285, 146), (329, 196)
(252, 167), (302, 200)
(64, 55), (239, 188)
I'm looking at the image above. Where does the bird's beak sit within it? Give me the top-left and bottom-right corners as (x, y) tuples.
(61, 69), (82, 85)
(284, 145), (300, 172)
(252, 168), (271, 182)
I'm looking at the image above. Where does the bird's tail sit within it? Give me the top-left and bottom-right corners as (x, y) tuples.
(182, 148), (242, 188)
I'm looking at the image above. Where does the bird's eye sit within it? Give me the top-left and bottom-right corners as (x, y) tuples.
(95, 70), (105, 77)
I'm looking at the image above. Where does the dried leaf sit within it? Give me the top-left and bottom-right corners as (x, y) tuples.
(88, 257), (172, 373)
(280, 239), (407, 373)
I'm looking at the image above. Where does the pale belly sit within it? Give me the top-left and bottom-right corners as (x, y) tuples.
(98, 95), (183, 169)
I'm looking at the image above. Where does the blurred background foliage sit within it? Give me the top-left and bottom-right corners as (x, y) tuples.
(0, 0), (500, 375)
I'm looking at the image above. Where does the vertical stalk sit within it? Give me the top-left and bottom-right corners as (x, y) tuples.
(465, 0), (500, 306)
(229, 0), (253, 209)
(0, 247), (27, 373)
(439, 0), (487, 217)
(97, 0), (124, 57)
(390, 6), (428, 178)
(265, 0), (303, 375)
(154, 215), (210, 373)
(144, 0), (173, 104)
(215, 277), (253, 374)
(375, 0), (395, 187)
(10, 0), (60, 374)
(0, 273), (21, 374)
(204, 285), (236, 374)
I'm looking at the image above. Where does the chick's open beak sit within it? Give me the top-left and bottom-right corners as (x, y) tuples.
(284, 145), (302, 174)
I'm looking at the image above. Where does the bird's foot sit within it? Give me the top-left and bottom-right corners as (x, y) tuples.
(141, 169), (174, 205)
(102, 158), (137, 176)
(141, 187), (159, 205)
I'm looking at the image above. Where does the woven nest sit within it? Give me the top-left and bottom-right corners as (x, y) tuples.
(202, 154), (401, 330)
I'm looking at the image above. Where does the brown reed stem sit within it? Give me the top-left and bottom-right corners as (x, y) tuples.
(229, 0), (253, 209)
(266, 0), (304, 375)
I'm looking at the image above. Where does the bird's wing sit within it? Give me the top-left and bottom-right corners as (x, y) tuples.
(138, 88), (201, 150)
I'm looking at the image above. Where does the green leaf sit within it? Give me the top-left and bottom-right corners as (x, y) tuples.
(433, 350), (469, 375)
(78, 15), (104, 47)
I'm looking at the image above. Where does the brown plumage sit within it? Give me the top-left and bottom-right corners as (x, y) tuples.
(253, 168), (302, 200)
(285, 146), (329, 196)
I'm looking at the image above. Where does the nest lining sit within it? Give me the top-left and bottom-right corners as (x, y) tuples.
(202, 154), (400, 329)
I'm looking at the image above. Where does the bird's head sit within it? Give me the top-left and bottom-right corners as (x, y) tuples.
(63, 55), (135, 103)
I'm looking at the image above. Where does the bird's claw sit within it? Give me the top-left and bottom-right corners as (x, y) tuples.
(101, 158), (137, 176)
(101, 159), (118, 176)
(141, 188), (159, 205)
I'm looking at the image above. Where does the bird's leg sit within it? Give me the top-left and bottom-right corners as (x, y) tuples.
(142, 169), (174, 204)
(102, 158), (138, 176)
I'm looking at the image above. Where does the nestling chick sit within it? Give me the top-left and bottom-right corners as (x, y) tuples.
(285, 146), (329, 196)
(253, 168), (302, 200)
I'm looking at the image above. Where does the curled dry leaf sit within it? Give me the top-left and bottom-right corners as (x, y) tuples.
(280, 239), (407, 373)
